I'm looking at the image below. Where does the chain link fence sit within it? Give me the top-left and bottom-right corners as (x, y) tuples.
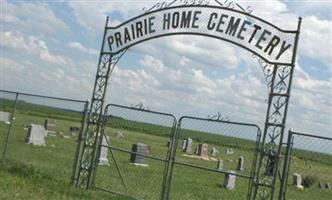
(280, 130), (332, 200)
(94, 104), (176, 199)
(0, 90), (88, 187)
(167, 116), (261, 200)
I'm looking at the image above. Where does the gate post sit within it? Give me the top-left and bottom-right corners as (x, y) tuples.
(75, 17), (128, 189)
(252, 18), (302, 200)
(278, 130), (294, 200)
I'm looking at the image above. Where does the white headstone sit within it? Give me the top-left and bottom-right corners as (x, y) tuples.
(223, 171), (236, 190)
(225, 148), (234, 155)
(217, 159), (223, 171)
(0, 111), (10, 123)
(293, 173), (303, 189)
(25, 124), (46, 146)
(211, 147), (219, 157)
(98, 135), (110, 165)
(182, 139), (187, 150)
(184, 138), (193, 154)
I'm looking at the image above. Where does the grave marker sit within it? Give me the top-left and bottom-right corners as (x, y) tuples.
(69, 126), (80, 136)
(98, 135), (110, 165)
(198, 143), (209, 157)
(217, 159), (223, 171)
(0, 111), (10, 123)
(225, 148), (234, 155)
(223, 171), (236, 190)
(293, 173), (303, 189)
(44, 119), (56, 133)
(182, 139), (187, 150)
(25, 124), (46, 146)
(130, 143), (148, 166)
(184, 138), (192, 154)
(237, 156), (244, 171)
(211, 147), (219, 157)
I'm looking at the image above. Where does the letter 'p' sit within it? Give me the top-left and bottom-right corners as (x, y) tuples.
(108, 36), (114, 51)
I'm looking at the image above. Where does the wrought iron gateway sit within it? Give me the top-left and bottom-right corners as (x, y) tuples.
(73, 3), (301, 200)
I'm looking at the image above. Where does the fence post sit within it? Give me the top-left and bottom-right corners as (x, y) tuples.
(72, 101), (89, 186)
(1, 92), (19, 165)
(161, 118), (178, 200)
(278, 130), (293, 200)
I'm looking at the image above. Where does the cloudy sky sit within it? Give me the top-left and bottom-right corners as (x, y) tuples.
(1, 0), (331, 137)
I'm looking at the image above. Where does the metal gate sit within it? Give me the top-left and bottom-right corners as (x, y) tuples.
(166, 116), (261, 200)
(279, 130), (332, 200)
(93, 104), (177, 199)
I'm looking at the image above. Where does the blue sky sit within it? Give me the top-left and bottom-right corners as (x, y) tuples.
(1, 0), (331, 138)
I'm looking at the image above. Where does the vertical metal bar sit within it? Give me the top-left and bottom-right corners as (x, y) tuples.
(86, 16), (112, 188)
(162, 119), (181, 200)
(1, 92), (18, 165)
(252, 65), (278, 199)
(161, 118), (178, 200)
(71, 101), (89, 186)
(278, 130), (293, 200)
(275, 18), (302, 200)
(247, 128), (262, 200)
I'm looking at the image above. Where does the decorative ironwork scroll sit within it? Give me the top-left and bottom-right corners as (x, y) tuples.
(75, 4), (302, 200)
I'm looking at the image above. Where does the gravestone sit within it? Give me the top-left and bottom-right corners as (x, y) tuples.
(115, 131), (125, 140)
(237, 156), (244, 171)
(182, 139), (187, 150)
(326, 182), (331, 190)
(0, 111), (10, 123)
(130, 143), (148, 166)
(223, 171), (236, 190)
(198, 143), (209, 157)
(293, 173), (303, 189)
(184, 138), (192, 154)
(69, 126), (80, 136)
(319, 182), (324, 189)
(211, 147), (219, 157)
(225, 148), (234, 155)
(25, 124), (46, 146)
(147, 145), (152, 156)
(98, 135), (110, 165)
(44, 119), (56, 133)
(217, 159), (223, 171)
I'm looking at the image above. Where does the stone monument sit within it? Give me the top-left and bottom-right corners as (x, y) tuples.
(223, 171), (236, 190)
(211, 147), (219, 157)
(293, 173), (303, 189)
(130, 143), (148, 166)
(217, 159), (223, 171)
(98, 135), (110, 165)
(44, 119), (56, 133)
(237, 156), (244, 171)
(25, 124), (46, 146)
(198, 143), (209, 157)
(0, 111), (10, 123)
(184, 138), (192, 154)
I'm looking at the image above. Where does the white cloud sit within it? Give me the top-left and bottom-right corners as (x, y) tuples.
(68, 42), (99, 55)
(299, 16), (332, 67)
(1, 31), (74, 68)
(2, 1), (70, 35)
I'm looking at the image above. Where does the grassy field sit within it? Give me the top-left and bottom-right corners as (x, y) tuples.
(0, 101), (331, 200)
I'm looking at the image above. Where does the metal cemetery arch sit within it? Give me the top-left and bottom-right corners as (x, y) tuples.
(74, 4), (301, 200)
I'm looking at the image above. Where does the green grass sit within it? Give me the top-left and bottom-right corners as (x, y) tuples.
(0, 101), (331, 200)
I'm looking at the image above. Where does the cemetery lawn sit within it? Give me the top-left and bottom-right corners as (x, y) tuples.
(0, 102), (331, 199)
